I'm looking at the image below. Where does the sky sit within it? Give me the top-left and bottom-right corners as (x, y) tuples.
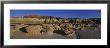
(10, 10), (101, 19)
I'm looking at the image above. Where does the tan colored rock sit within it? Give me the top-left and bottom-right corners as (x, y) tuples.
(54, 25), (61, 30)
(10, 29), (16, 36)
(64, 28), (76, 38)
(46, 24), (54, 35)
(66, 33), (77, 39)
(10, 25), (23, 38)
(26, 25), (42, 36)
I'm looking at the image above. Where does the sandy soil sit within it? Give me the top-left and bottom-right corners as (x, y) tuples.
(75, 27), (101, 39)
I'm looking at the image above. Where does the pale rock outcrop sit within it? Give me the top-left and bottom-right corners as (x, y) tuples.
(26, 25), (42, 36)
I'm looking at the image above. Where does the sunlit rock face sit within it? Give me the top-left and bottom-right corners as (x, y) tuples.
(46, 24), (55, 35)
(10, 14), (101, 39)
(26, 25), (42, 36)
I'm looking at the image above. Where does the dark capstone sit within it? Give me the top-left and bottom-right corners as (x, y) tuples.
(19, 27), (28, 33)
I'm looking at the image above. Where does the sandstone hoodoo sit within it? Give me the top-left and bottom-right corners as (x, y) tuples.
(25, 25), (42, 37)
(10, 14), (101, 39)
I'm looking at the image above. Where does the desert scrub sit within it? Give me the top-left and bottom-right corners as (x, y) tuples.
(26, 25), (42, 37)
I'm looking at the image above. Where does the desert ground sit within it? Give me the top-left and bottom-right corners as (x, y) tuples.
(10, 24), (100, 39)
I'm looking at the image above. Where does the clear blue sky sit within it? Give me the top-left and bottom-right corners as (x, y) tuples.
(10, 10), (101, 19)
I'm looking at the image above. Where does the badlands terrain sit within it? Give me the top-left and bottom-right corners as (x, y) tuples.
(10, 14), (101, 39)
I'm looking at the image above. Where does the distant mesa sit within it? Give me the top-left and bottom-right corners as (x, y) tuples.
(11, 16), (20, 18)
(11, 14), (60, 19)
(11, 14), (101, 20)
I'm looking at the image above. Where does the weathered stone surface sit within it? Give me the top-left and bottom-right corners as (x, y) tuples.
(46, 24), (54, 35)
(64, 28), (76, 38)
(26, 25), (42, 36)
(54, 25), (61, 30)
